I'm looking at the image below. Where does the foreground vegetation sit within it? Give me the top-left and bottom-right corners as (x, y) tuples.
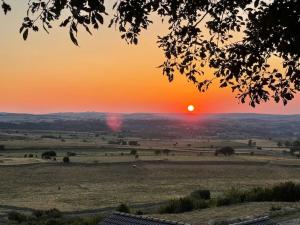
(159, 182), (300, 214)
(7, 209), (102, 225)
(7, 182), (300, 225)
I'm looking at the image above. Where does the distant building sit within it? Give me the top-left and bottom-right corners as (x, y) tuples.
(100, 212), (190, 225)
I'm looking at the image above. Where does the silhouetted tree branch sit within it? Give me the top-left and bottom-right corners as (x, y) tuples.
(2, 0), (300, 107)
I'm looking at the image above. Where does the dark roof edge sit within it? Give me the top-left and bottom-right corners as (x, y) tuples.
(113, 212), (191, 225)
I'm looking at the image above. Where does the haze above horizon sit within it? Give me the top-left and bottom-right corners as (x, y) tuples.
(1, 2), (300, 114)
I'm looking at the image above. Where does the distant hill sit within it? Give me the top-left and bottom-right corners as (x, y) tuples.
(0, 112), (299, 139)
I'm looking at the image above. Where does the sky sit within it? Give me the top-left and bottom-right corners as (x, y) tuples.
(0, 2), (300, 114)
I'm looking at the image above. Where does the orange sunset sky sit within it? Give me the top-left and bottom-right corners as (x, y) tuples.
(1, 2), (300, 114)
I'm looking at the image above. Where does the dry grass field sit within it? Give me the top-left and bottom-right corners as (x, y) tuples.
(1, 131), (300, 224)
(1, 159), (300, 212)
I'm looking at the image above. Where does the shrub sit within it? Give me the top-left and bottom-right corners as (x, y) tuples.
(270, 205), (281, 211)
(63, 156), (70, 163)
(135, 210), (144, 215)
(117, 203), (130, 213)
(271, 182), (300, 202)
(67, 152), (76, 156)
(28, 154), (34, 158)
(42, 151), (57, 159)
(154, 150), (161, 155)
(215, 146), (235, 156)
(160, 197), (194, 214)
(190, 189), (211, 200)
(216, 188), (246, 206)
(8, 211), (27, 222)
(192, 198), (209, 209)
(32, 208), (62, 218)
(216, 197), (232, 206)
(163, 149), (171, 155)
(0, 145), (5, 150)
(128, 141), (139, 146)
(130, 149), (137, 155)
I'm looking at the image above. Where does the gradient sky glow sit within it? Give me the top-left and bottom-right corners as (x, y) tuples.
(1, 2), (300, 114)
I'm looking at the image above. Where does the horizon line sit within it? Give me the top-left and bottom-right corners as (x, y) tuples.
(1, 111), (300, 116)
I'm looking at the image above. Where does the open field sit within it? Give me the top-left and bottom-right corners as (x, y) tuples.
(0, 127), (300, 224)
(1, 159), (300, 212)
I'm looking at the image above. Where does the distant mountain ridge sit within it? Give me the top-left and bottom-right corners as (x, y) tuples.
(0, 112), (299, 139)
(1, 112), (300, 122)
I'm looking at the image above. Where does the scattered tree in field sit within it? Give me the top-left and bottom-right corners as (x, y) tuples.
(277, 141), (282, 147)
(163, 149), (171, 155)
(290, 140), (300, 157)
(41, 151), (57, 159)
(63, 156), (70, 163)
(135, 154), (139, 159)
(116, 203), (130, 213)
(284, 141), (291, 147)
(215, 146), (235, 156)
(248, 139), (253, 147)
(67, 152), (76, 156)
(0, 145), (5, 150)
(154, 150), (162, 156)
(129, 141), (139, 146)
(2, 0), (300, 106)
(130, 149), (137, 155)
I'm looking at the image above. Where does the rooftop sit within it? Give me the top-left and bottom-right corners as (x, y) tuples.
(99, 212), (190, 225)
(231, 217), (278, 225)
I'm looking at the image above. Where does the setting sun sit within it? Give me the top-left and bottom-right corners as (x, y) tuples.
(187, 104), (195, 112)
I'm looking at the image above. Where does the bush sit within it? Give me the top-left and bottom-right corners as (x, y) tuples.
(128, 141), (139, 146)
(8, 211), (27, 222)
(215, 146), (235, 156)
(130, 149), (137, 155)
(271, 182), (300, 202)
(216, 188), (246, 206)
(163, 149), (171, 155)
(42, 151), (57, 159)
(135, 210), (144, 215)
(32, 208), (62, 219)
(116, 203), (130, 213)
(67, 152), (76, 156)
(160, 197), (194, 214)
(63, 156), (70, 163)
(154, 150), (161, 155)
(244, 182), (300, 202)
(190, 189), (211, 200)
(192, 198), (209, 209)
